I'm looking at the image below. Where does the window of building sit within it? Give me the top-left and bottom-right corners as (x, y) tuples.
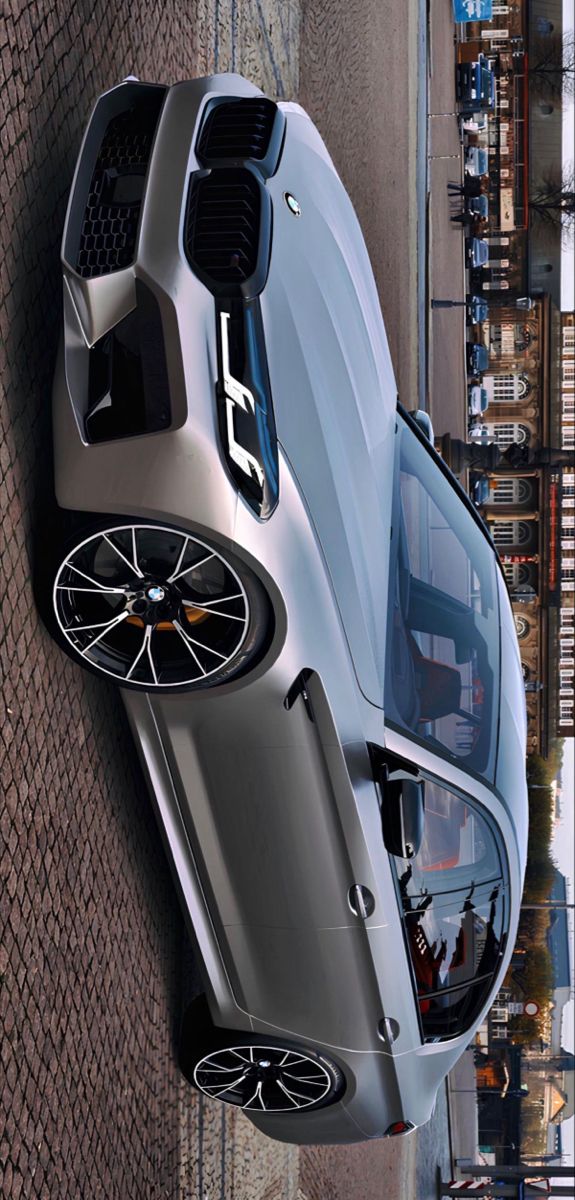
(488, 375), (530, 404)
(492, 478), (532, 505)
(536, 18), (554, 33)
(539, 104), (554, 117)
(491, 520), (533, 546)
(483, 423), (531, 446)
(503, 563), (532, 588)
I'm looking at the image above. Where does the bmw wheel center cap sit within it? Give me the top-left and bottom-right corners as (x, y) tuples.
(147, 585), (166, 603)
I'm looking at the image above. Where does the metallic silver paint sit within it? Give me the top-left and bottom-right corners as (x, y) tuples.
(52, 74), (528, 1145)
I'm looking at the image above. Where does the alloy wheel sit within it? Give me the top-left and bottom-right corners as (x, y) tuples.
(52, 524), (250, 688)
(193, 1043), (335, 1112)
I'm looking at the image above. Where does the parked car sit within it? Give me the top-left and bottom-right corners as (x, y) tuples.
(461, 112), (488, 135)
(469, 385), (489, 416)
(41, 74), (528, 1147)
(466, 237), (490, 268)
(467, 295), (489, 325)
(456, 55), (496, 114)
(465, 146), (489, 178)
(466, 194), (489, 219)
(469, 424), (493, 443)
(472, 476), (491, 506)
(467, 343), (490, 375)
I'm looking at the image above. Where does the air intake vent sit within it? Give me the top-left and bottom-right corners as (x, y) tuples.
(185, 169), (267, 295)
(85, 281), (171, 443)
(196, 98), (279, 164)
(75, 91), (165, 279)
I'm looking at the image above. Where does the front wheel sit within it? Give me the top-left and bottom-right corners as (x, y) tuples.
(40, 517), (270, 692)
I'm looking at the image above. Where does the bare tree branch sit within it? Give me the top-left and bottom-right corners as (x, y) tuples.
(529, 29), (575, 102)
(529, 163), (575, 242)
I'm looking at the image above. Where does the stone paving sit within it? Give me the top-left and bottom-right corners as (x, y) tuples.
(1, 3), (420, 1197)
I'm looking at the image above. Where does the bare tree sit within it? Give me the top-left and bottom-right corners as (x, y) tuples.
(528, 29), (575, 102)
(529, 163), (575, 241)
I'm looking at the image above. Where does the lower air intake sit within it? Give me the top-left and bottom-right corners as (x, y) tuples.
(75, 89), (165, 279)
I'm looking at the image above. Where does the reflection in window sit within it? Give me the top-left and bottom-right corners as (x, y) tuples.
(386, 421), (500, 781)
(391, 781), (508, 1041)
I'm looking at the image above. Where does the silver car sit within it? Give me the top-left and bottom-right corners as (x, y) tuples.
(42, 74), (528, 1145)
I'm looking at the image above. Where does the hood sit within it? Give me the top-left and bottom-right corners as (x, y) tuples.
(261, 110), (398, 707)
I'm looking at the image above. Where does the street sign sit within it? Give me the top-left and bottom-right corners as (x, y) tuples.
(506, 1000), (540, 1016)
(453, 0), (493, 21)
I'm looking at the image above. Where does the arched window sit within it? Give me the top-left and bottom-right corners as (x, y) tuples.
(492, 478), (533, 505)
(536, 18), (554, 33)
(487, 374), (531, 403)
(491, 519), (533, 545)
(514, 615), (530, 640)
(539, 104), (554, 117)
(482, 423), (531, 447)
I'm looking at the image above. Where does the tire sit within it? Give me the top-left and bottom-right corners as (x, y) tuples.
(35, 514), (271, 693)
(179, 1002), (345, 1115)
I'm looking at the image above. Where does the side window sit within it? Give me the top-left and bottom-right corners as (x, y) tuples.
(391, 780), (508, 1042)
(386, 421), (500, 781)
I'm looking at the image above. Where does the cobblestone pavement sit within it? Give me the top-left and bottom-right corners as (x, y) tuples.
(1, 3), (423, 1198)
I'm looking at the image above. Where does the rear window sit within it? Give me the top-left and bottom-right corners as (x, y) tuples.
(385, 417), (500, 782)
(391, 779), (508, 1042)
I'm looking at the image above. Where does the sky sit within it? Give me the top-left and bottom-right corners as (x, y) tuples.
(562, 0), (575, 310)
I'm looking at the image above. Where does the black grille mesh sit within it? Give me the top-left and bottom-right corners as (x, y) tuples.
(76, 98), (163, 279)
(196, 99), (277, 163)
(184, 169), (261, 287)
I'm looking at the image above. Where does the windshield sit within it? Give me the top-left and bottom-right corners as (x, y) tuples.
(385, 417), (500, 782)
(392, 779), (508, 1041)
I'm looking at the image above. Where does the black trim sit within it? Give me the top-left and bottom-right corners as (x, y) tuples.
(184, 166), (272, 299)
(184, 94), (285, 300)
(196, 97), (286, 178)
(396, 403), (506, 579)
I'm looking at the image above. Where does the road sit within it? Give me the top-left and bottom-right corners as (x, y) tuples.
(0, 1), (452, 1197)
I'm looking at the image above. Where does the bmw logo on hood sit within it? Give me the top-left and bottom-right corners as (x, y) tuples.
(284, 192), (302, 217)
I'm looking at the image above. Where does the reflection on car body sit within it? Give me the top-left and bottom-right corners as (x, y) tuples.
(42, 73), (529, 1146)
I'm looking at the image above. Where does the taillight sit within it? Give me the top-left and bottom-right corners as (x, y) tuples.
(385, 1121), (415, 1137)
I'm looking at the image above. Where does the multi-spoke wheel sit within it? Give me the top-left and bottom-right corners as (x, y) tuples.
(43, 519), (270, 691)
(179, 1010), (344, 1114)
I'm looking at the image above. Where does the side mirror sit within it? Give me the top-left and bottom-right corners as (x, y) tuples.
(378, 768), (425, 859)
(409, 409), (435, 444)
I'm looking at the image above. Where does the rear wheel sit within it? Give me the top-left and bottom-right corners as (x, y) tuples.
(40, 517), (270, 692)
(180, 1014), (344, 1114)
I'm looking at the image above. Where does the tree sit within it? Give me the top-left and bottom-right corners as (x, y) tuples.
(529, 164), (575, 241)
(529, 29), (575, 102)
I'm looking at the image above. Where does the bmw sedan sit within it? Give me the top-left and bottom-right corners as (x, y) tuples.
(41, 74), (528, 1145)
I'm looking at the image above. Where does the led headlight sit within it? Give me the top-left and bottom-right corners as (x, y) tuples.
(216, 298), (279, 520)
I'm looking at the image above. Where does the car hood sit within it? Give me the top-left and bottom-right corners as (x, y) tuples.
(261, 110), (398, 707)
